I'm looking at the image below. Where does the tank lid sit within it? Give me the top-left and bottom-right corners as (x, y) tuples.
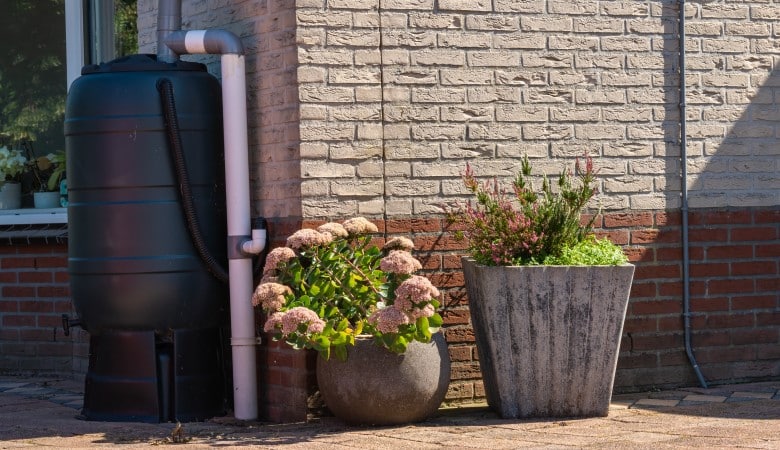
(81, 54), (207, 75)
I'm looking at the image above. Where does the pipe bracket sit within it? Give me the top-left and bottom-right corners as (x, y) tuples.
(231, 337), (261, 346)
(227, 235), (251, 260)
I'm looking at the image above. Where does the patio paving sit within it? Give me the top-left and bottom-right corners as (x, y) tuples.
(0, 375), (778, 448)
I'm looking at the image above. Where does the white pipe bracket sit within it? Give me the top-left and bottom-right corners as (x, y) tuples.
(231, 337), (262, 346)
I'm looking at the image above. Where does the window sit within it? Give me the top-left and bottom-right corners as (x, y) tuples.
(0, 0), (136, 228)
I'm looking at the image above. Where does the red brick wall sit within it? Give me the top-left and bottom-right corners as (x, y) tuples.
(257, 207), (779, 416)
(616, 208), (780, 388)
(3, 207), (778, 421)
(0, 241), (87, 375)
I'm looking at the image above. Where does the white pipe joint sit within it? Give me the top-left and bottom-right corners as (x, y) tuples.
(241, 228), (267, 256)
(164, 30), (244, 56)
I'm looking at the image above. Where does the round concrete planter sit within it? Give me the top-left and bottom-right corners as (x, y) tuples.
(462, 258), (634, 419)
(316, 333), (451, 426)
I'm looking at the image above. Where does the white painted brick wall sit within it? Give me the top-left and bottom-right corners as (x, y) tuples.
(139, 0), (780, 217)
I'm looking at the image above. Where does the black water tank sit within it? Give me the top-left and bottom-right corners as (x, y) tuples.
(65, 55), (228, 334)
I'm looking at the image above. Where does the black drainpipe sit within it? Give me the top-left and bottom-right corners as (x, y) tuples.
(679, 0), (708, 389)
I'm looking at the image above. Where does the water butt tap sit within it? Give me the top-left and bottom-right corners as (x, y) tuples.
(61, 314), (83, 337)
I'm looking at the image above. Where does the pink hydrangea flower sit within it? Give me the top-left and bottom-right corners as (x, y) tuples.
(394, 275), (440, 306)
(317, 222), (348, 238)
(252, 282), (292, 311)
(380, 250), (422, 275)
(342, 217), (378, 236)
(263, 246), (296, 275)
(263, 311), (285, 332)
(286, 228), (333, 250)
(382, 236), (415, 252)
(281, 307), (326, 335)
(368, 306), (410, 334)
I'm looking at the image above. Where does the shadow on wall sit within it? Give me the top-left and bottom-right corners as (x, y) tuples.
(659, 3), (780, 385)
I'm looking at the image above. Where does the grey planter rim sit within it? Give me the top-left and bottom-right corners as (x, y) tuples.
(461, 256), (635, 269)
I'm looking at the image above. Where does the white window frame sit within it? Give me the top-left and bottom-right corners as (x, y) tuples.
(0, 1), (82, 226)
(65, 0), (86, 91)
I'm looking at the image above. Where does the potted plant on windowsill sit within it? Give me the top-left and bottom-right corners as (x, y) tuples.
(447, 155), (634, 419)
(0, 146), (28, 210)
(252, 217), (450, 425)
(28, 151), (65, 208)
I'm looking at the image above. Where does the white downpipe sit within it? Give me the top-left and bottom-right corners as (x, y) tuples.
(221, 53), (259, 421)
(163, 31), (260, 421)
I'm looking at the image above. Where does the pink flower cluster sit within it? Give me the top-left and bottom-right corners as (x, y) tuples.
(264, 307), (325, 336)
(368, 275), (439, 334)
(382, 236), (414, 252)
(317, 222), (348, 238)
(252, 282), (292, 311)
(380, 250), (422, 275)
(342, 217), (378, 236)
(368, 306), (409, 333)
(394, 275), (440, 309)
(286, 228), (333, 250)
(262, 247), (296, 277)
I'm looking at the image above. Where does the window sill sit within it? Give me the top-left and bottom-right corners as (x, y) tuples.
(0, 208), (68, 225)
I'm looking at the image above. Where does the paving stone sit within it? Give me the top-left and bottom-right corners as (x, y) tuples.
(0, 382), (31, 391)
(730, 391), (775, 399)
(2, 376), (780, 449)
(4, 387), (58, 397)
(682, 394), (727, 403)
(631, 398), (680, 408)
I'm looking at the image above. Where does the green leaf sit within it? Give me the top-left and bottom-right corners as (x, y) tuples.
(390, 335), (408, 354)
(331, 332), (348, 346)
(428, 313), (443, 328)
(416, 316), (432, 340)
(313, 335), (331, 350)
(332, 344), (348, 361)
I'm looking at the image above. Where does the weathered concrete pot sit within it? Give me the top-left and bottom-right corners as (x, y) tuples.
(462, 258), (634, 419)
(316, 332), (451, 426)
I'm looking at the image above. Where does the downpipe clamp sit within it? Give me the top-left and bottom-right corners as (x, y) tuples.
(228, 217), (267, 259)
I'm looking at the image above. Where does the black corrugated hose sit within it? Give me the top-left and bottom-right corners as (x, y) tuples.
(157, 77), (230, 284)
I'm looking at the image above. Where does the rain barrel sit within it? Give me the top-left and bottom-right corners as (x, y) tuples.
(64, 54), (229, 422)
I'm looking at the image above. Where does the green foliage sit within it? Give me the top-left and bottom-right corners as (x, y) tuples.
(449, 155), (626, 266)
(542, 237), (628, 266)
(115, 0), (139, 58)
(0, 0), (67, 151)
(255, 220), (442, 361)
(26, 151), (65, 192)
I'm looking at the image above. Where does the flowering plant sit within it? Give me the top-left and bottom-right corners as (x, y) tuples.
(253, 217), (443, 361)
(28, 151), (65, 192)
(448, 155), (627, 266)
(0, 146), (28, 186)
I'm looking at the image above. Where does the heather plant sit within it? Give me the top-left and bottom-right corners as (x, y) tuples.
(253, 217), (443, 361)
(448, 155), (627, 266)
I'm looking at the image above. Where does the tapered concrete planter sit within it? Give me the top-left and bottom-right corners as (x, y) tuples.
(316, 333), (451, 426)
(462, 258), (634, 419)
